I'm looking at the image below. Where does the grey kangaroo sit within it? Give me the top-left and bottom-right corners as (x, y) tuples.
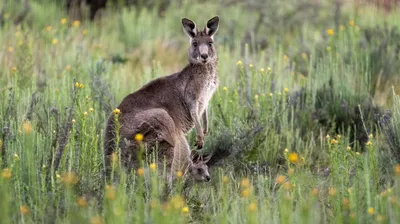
(104, 16), (220, 183)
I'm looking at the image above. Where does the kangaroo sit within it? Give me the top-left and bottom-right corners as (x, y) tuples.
(104, 16), (220, 183)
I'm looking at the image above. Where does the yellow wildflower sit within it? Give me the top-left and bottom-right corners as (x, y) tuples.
(77, 196), (87, 207)
(283, 55), (289, 61)
(248, 203), (257, 212)
(73, 20), (80, 27)
(113, 108), (121, 115)
(82, 29), (88, 35)
(176, 170), (183, 178)
(346, 146), (351, 151)
(137, 168), (145, 176)
(254, 94), (259, 100)
(12, 67), (17, 72)
(222, 176), (229, 184)
(275, 175), (286, 184)
(267, 67), (272, 72)
(249, 64), (253, 68)
(283, 182), (293, 190)
(283, 87), (289, 93)
(61, 18), (67, 25)
(331, 139), (338, 145)
(105, 185), (116, 200)
(241, 189), (250, 198)
(288, 152), (298, 164)
(269, 93), (273, 97)
(8, 47), (13, 53)
(241, 178), (250, 188)
(83, 112), (88, 116)
(149, 163), (156, 172)
(79, 83), (84, 89)
(20, 205), (30, 215)
(65, 65), (71, 71)
(356, 152), (360, 155)
(328, 187), (336, 197)
(1, 168), (12, 180)
(89, 108), (94, 113)
(366, 141), (372, 146)
(312, 188), (319, 196)
(181, 206), (189, 214)
(349, 20), (355, 27)
(326, 134), (330, 139)
(367, 207), (375, 215)
(326, 46), (332, 52)
(222, 86), (227, 91)
(61, 172), (78, 186)
(236, 60), (243, 66)
(23, 122), (33, 134)
(260, 68), (265, 74)
(72, 119), (76, 124)
(369, 134), (373, 139)
(327, 29), (334, 36)
(45, 25), (52, 31)
(394, 164), (400, 176)
(135, 133), (144, 142)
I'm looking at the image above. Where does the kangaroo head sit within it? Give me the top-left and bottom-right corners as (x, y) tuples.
(189, 153), (211, 182)
(182, 16), (219, 65)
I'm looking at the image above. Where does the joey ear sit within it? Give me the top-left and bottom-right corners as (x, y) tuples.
(203, 154), (212, 163)
(206, 16), (219, 37)
(182, 18), (197, 38)
(191, 150), (201, 162)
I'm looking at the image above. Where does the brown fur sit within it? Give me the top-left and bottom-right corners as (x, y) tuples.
(104, 16), (220, 182)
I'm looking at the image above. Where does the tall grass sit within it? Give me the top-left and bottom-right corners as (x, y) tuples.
(0, 0), (400, 223)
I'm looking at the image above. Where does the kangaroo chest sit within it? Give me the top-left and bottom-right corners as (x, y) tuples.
(198, 74), (218, 115)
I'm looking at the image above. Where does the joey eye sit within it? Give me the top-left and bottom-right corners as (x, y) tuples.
(197, 168), (203, 173)
(192, 42), (198, 47)
(208, 42), (213, 47)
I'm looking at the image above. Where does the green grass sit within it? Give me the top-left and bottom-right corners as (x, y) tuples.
(1, 0), (400, 223)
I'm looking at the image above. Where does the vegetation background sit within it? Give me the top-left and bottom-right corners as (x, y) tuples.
(1, 0), (400, 223)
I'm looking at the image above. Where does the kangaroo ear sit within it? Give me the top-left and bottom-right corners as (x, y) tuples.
(203, 154), (212, 163)
(191, 150), (201, 162)
(182, 18), (197, 38)
(206, 16), (219, 37)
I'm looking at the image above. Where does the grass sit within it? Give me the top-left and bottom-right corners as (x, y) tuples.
(1, 0), (400, 223)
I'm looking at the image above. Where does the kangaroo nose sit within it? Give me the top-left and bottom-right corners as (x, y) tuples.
(205, 176), (211, 182)
(201, 54), (208, 60)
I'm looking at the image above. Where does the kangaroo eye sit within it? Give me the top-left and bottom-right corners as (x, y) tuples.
(197, 168), (203, 173)
(208, 42), (213, 46)
(192, 42), (198, 47)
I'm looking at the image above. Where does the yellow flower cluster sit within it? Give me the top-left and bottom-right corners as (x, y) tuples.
(74, 82), (84, 89)
(135, 133), (144, 142)
(61, 172), (78, 186)
(113, 108), (121, 115)
(1, 168), (12, 180)
(105, 185), (116, 200)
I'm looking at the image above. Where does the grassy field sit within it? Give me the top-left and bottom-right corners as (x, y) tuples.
(1, 0), (400, 223)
